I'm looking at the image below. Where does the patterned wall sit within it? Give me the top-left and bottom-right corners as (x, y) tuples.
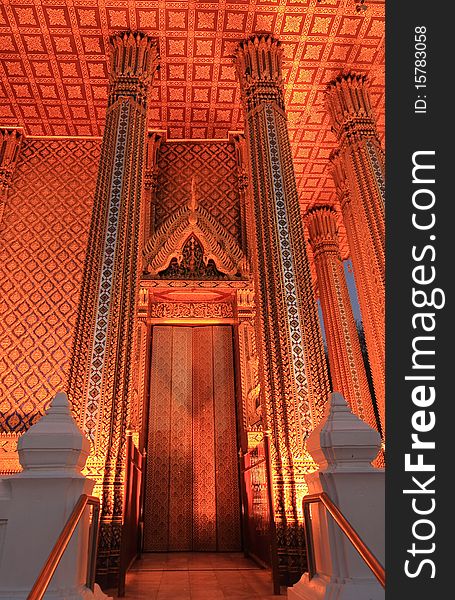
(155, 140), (241, 243)
(0, 136), (240, 433)
(0, 138), (100, 432)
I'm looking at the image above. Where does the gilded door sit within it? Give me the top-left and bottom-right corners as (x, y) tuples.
(143, 325), (241, 551)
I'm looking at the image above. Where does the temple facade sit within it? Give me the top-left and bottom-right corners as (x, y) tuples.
(0, 0), (384, 591)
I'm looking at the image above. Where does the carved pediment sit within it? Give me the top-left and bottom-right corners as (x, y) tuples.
(143, 178), (247, 278)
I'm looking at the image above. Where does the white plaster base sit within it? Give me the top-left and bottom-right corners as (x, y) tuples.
(0, 395), (113, 600)
(287, 573), (384, 600)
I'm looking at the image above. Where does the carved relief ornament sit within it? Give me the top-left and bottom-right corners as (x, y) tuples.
(143, 178), (247, 278)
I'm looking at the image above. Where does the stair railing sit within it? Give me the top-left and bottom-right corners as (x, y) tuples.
(27, 493), (100, 600)
(302, 491), (385, 588)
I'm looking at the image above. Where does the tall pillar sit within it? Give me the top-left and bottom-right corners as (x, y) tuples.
(306, 205), (377, 433)
(68, 31), (159, 585)
(326, 73), (385, 436)
(143, 131), (162, 245)
(234, 34), (330, 584)
(233, 132), (251, 258)
(0, 127), (23, 225)
(136, 285), (150, 451)
(235, 287), (261, 450)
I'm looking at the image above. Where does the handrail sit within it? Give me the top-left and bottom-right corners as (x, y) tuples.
(302, 492), (385, 588)
(27, 493), (100, 600)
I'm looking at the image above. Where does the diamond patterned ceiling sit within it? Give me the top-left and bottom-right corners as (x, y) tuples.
(0, 0), (384, 212)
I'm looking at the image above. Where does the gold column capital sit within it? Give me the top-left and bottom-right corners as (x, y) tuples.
(109, 31), (159, 103)
(306, 205), (340, 259)
(234, 34), (284, 112)
(325, 72), (379, 144)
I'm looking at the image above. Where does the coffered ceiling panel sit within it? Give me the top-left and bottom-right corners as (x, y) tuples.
(0, 0), (384, 221)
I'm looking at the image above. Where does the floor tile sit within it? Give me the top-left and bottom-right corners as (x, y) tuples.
(106, 552), (286, 600)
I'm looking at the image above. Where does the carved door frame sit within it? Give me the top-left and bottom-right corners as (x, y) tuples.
(132, 279), (264, 553)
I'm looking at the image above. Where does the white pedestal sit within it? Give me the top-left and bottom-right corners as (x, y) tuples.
(288, 572), (383, 600)
(288, 393), (385, 600)
(0, 393), (112, 600)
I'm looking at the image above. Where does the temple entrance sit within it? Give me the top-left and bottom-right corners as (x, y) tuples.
(143, 325), (242, 552)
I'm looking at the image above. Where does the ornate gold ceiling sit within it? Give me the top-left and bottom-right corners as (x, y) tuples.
(0, 0), (384, 217)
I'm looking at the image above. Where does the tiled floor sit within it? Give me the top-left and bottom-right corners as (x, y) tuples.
(107, 552), (287, 599)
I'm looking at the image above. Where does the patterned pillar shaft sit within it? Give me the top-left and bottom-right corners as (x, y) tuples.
(326, 73), (385, 436)
(0, 128), (23, 225)
(234, 34), (330, 584)
(136, 286), (150, 451)
(67, 31), (159, 584)
(233, 133), (251, 258)
(235, 288), (261, 449)
(143, 131), (162, 244)
(306, 206), (377, 432)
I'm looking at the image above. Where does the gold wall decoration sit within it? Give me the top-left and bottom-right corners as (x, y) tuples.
(154, 140), (242, 244)
(234, 34), (330, 584)
(235, 288), (262, 437)
(150, 302), (233, 320)
(0, 138), (99, 432)
(144, 278), (250, 290)
(67, 32), (159, 585)
(143, 177), (246, 278)
(135, 287), (150, 451)
(232, 133), (251, 257)
(0, 432), (21, 474)
(327, 73), (385, 437)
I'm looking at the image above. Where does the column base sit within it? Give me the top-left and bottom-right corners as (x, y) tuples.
(287, 573), (384, 600)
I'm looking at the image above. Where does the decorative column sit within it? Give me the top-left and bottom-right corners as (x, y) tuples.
(235, 288), (262, 450)
(143, 131), (162, 245)
(326, 73), (385, 436)
(68, 31), (159, 585)
(235, 34), (330, 584)
(136, 285), (150, 451)
(0, 127), (23, 225)
(232, 132), (251, 258)
(306, 205), (377, 433)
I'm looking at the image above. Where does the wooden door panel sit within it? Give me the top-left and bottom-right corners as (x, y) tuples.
(144, 325), (241, 552)
(192, 326), (217, 550)
(168, 327), (193, 550)
(143, 326), (172, 551)
(213, 326), (241, 551)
